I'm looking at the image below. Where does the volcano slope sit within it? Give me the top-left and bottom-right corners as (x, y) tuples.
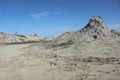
(0, 16), (120, 80)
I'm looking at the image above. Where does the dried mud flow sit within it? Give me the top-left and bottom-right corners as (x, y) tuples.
(0, 16), (120, 80)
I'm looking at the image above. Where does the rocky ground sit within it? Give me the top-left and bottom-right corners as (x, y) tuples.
(0, 16), (120, 80)
(0, 39), (120, 80)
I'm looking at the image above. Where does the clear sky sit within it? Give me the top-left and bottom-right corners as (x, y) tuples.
(0, 0), (120, 37)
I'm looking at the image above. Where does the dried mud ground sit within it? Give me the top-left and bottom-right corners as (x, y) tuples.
(0, 40), (120, 80)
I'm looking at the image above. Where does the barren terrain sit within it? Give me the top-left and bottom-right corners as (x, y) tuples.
(0, 16), (120, 80)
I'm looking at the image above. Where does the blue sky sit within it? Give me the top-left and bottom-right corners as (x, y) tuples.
(0, 0), (120, 37)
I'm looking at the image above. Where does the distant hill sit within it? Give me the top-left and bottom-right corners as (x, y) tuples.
(0, 32), (41, 43)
